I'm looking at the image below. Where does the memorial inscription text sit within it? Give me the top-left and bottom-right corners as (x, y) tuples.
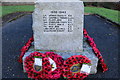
(43, 10), (74, 33)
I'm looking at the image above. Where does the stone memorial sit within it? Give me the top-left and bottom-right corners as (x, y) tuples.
(22, 0), (99, 74)
(32, 0), (84, 52)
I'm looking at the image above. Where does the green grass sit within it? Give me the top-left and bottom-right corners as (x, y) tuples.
(1, 5), (119, 24)
(85, 7), (119, 24)
(1, 5), (35, 17)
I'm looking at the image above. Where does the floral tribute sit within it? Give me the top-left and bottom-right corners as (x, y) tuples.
(24, 51), (63, 79)
(62, 55), (91, 80)
(83, 29), (108, 72)
(18, 37), (34, 63)
(24, 51), (51, 79)
(44, 52), (64, 79)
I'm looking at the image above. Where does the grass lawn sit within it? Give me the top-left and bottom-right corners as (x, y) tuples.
(85, 7), (119, 24)
(1, 5), (119, 24)
(1, 5), (34, 17)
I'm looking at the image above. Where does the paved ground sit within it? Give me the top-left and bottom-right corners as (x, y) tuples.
(2, 14), (120, 79)
(2, 12), (33, 26)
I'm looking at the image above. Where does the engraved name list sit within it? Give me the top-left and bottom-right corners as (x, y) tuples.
(43, 10), (74, 33)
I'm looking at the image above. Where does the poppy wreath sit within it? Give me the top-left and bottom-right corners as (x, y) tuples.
(62, 55), (91, 80)
(83, 29), (108, 72)
(24, 51), (52, 79)
(44, 52), (64, 79)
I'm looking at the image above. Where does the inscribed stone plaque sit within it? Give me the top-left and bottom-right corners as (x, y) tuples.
(32, 0), (84, 52)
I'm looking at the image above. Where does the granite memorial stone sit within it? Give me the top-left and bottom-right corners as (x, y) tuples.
(32, 0), (84, 52)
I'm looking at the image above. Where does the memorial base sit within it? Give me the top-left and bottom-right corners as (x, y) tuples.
(22, 37), (98, 74)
